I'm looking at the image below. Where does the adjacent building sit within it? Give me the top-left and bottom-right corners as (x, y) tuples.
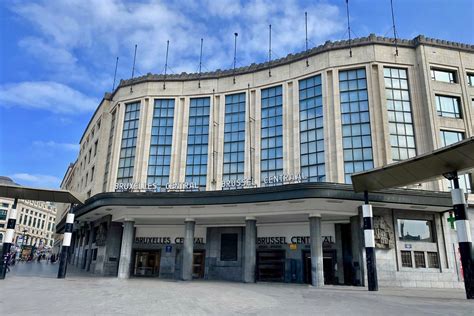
(0, 177), (57, 252)
(56, 34), (473, 288)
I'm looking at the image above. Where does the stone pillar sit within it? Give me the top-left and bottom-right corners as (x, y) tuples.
(182, 218), (195, 281)
(309, 215), (324, 287)
(243, 217), (257, 283)
(334, 224), (344, 285)
(86, 222), (95, 272)
(118, 220), (135, 279)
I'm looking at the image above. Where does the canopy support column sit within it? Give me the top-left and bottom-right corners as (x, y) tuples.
(363, 191), (378, 291)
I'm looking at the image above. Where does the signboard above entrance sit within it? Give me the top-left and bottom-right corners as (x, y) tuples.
(114, 173), (308, 193)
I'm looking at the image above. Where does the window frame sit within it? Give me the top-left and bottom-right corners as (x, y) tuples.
(430, 67), (457, 84)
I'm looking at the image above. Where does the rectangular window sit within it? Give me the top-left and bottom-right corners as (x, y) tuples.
(384, 68), (416, 161)
(299, 75), (325, 181)
(23, 215), (28, 225)
(435, 95), (461, 118)
(398, 219), (434, 242)
(339, 68), (373, 183)
(0, 209), (7, 220)
(430, 68), (456, 83)
(427, 252), (440, 268)
(414, 251), (426, 268)
(185, 97), (211, 190)
(440, 130), (464, 147)
(401, 251), (412, 267)
(220, 233), (238, 261)
(117, 102), (140, 185)
(88, 148), (92, 163)
(91, 166), (95, 182)
(93, 248), (98, 260)
(147, 99), (175, 191)
(261, 85), (283, 185)
(103, 110), (117, 191)
(223, 93), (246, 185)
(467, 73), (474, 86)
(94, 140), (98, 156)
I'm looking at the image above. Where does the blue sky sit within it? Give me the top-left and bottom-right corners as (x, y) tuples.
(0, 0), (473, 189)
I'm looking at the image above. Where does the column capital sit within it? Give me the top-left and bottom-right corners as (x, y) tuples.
(308, 212), (321, 218)
(184, 218), (195, 222)
(123, 218), (135, 222)
(245, 216), (256, 221)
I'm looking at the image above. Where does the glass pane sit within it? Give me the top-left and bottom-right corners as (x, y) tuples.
(397, 219), (434, 242)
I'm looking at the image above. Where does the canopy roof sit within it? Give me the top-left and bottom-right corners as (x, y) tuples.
(0, 183), (84, 205)
(352, 137), (474, 193)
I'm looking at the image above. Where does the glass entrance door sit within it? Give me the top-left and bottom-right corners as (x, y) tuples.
(134, 251), (161, 277)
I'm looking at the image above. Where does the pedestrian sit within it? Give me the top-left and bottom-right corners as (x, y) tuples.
(5, 252), (11, 273)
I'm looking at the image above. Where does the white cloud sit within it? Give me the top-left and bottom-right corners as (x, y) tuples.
(7, 0), (345, 86)
(0, 81), (99, 114)
(33, 141), (79, 152)
(10, 173), (61, 189)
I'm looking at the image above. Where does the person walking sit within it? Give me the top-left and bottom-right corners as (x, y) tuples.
(5, 252), (12, 273)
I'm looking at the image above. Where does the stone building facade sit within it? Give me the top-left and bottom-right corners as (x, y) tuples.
(56, 34), (474, 288)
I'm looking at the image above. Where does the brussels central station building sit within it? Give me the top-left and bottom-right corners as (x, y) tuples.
(56, 34), (474, 289)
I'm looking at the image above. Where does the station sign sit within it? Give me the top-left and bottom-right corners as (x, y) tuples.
(257, 236), (334, 245)
(115, 172), (307, 192)
(263, 173), (307, 185)
(114, 181), (198, 192)
(134, 237), (204, 245)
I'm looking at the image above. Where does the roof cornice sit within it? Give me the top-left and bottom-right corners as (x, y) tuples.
(113, 34), (474, 90)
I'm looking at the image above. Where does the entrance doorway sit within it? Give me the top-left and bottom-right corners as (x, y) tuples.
(133, 250), (161, 277)
(303, 250), (337, 285)
(303, 250), (311, 284)
(257, 250), (286, 282)
(323, 250), (336, 285)
(192, 250), (205, 279)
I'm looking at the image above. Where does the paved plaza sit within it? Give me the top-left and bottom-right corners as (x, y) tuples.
(0, 262), (472, 315)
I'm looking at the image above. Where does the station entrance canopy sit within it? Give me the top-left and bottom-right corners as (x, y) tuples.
(0, 183), (84, 205)
(351, 137), (474, 193)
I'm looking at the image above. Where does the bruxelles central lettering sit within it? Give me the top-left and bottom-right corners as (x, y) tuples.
(221, 178), (254, 189)
(114, 182), (198, 192)
(263, 173), (307, 185)
(135, 237), (204, 244)
(135, 236), (333, 245)
(257, 236), (334, 245)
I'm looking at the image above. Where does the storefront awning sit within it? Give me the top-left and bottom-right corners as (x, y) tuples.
(351, 137), (474, 193)
(0, 183), (85, 205)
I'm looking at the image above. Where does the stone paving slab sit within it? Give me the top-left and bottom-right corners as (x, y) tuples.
(0, 263), (472, 315)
